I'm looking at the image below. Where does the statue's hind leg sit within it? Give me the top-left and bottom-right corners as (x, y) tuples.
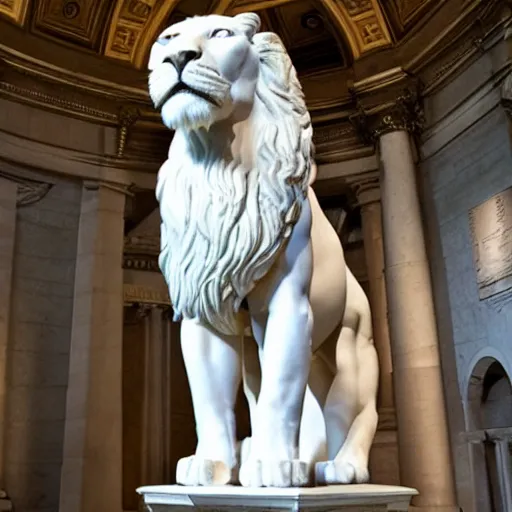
(177, 319), (242, 486)
(316, 298), (379, 485)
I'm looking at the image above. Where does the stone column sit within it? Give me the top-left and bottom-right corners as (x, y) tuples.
(378, 125), (458, 511)
(60, 181), (127, 512)
(351, 175), (400, 485)
(352, 176), (394, 413)
(0, 177), (17, 492)
(140, 304), (173, 485)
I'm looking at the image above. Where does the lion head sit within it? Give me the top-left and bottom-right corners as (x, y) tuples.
(150, 13), (313, 335)
(149, 12), (262, 131)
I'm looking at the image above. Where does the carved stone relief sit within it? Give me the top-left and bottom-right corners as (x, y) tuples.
(0, 171), (53, 206)
(469, 187), (512, 300)
(341, 0), (373, 17)
(104, 0), (158, 63)
(335, 0), (392, 55)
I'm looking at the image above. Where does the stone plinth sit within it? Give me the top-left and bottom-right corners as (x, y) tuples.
(137, 485), (418, 512)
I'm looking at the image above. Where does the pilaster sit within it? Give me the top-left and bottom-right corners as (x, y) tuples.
(345, 173), (399, 486)
(60, 180), (129, 512)
(379, 127), (458, 512)
(348, 79), (459, 510)
(0, 177), (17, 497)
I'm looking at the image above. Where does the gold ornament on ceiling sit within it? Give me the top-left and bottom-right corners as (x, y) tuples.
(102, 0), (393, 68)
(0, 0), (29, 24)
(0, 0), (441, 71)
(32, 0), (109, 48)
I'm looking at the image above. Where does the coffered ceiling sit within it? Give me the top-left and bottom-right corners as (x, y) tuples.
(0, 0), (503, 168)
(1, 0), (437, 71)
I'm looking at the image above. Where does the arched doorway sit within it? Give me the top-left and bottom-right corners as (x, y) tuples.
(466, 357), (512, 512)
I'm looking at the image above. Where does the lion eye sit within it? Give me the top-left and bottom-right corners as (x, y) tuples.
(158, 33), (178, 46)
(211, 28), (233, 38)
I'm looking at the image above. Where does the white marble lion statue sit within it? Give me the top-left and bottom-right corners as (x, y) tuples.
(148, 12), (379, 488)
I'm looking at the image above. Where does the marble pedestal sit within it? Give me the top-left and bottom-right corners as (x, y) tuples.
(137, 485), (418, 512)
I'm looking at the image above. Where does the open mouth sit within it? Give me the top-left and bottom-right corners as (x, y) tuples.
(158, 82), (220, 109)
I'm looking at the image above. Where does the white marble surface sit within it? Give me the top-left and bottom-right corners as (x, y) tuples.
(149, 12), (379, 489)
(137, 484), (418, 511)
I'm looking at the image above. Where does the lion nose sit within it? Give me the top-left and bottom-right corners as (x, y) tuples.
(166, 49), (201, 74)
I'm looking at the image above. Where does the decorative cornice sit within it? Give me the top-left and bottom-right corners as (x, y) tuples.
(421, 36), (483, 95)
(123, 283), (170, 306)
(0, 80), (118, 123)
(0, 44), (148, 102)
(124, 228), (160, 272)
(124, 234), (159, 255)
(405, 0), (502, 74)
(351, 67), (410, 96)
(123, 254), (160, 272)
(0, 170), (52, 206)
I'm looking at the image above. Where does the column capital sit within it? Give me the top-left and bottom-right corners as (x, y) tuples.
(352, 177), (381, 207)
(349, 70), (424, 144)
(344, 171), (381, 207)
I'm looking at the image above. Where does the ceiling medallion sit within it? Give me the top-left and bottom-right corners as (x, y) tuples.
(301, 12), (324, 31)
(62, 1), (80, 19)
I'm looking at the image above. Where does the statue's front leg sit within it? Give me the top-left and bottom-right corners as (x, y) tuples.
(240, 199), (313, 488)
(177, 319), (242, 486)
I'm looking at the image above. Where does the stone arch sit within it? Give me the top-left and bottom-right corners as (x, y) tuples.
(465, 353), (512, 512)
(462, 347), (512, 431)
(467, 357), (512, 431)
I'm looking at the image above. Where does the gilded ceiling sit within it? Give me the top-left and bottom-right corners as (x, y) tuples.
(0, 0), (436, 71)
(0, 0), (503, 167)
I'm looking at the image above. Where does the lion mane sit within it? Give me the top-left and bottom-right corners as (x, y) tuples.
(156, 29), (313, 335)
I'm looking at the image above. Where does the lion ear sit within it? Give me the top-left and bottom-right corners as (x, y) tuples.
(234, 12), (261, 39)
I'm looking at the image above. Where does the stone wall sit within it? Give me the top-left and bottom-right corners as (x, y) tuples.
(422, 105), (512, 386)
(5, 177), (81, 512)
(419, 38), (512, 511)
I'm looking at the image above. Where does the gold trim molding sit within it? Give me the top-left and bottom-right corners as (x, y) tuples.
(123, 283), (171, 306)
(103, 0), (392, 68)
(0, 0), (29, 25)
(224, 0), (392, 58)
(0, 80), (118, 123)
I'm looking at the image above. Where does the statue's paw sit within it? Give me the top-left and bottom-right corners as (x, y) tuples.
(176, 455), (233, 486)
(315, 457), (369, 485)
(236, 437), (252, 467)
(239, 459), (310, 487)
